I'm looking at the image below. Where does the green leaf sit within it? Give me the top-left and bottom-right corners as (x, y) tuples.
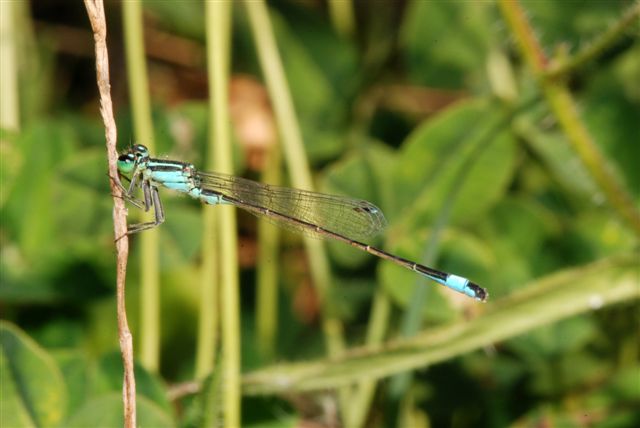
(65, 393), (174, 428)
(516, 116), (601, 203)
(570, 211), (638, 260)
(581, 47), (640, 195)
(3, 120), (76, 263)
(0, 321), (67, 428)
(0, 119), (115, 304)
(476, 197), (562, 293)
(55, 352), (91, 420)
(401, 1), (495, 89)
(602, 365), (640, 401)
(377, 99), (516, 311)
(391, 98), (516, 225)
(52, 148), (113, 244)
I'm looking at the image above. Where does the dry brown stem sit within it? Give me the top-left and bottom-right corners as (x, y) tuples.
(83, 1), (136, 426)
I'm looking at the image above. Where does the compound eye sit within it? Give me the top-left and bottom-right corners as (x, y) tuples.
(119, 153), (135, 162)
(133, 144), (148, 154)
(117, 153), (137, 174)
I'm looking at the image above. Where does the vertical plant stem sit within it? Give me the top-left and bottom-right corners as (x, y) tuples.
(243, 0), (345, 357)
(345, 290), (391, 428)
(499, 0), (640, 237)
(328, 0), (355, 38)
(122, 0), (160, 372)
(0, 0), (19, 131)
(256, 146), (282, 361)
(243, 0), (350, 418)
(205, 1), (240, 426)
(195, 206), (219, 379)
(84, 0), (136, 426)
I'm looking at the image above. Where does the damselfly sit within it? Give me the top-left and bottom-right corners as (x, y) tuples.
(117, 144), (487, 301)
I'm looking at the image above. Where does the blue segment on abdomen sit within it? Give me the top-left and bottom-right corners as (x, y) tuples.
(161, 181), (192, 192)
(148, 170), (194, 193)
(444, 274), (475, 298)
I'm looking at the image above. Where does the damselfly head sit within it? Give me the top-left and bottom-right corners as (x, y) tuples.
(117, 152), (137, 174)
(117, 144), (150, 174)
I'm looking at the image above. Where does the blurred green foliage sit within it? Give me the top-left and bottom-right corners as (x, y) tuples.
(1, 1), (638, 427)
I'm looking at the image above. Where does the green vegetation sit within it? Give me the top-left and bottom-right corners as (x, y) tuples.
(1, 1), (638, 427)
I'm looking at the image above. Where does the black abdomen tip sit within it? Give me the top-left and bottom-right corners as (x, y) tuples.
(469, 282), (488, 302)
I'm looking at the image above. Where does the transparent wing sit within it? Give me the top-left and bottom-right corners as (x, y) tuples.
(195, 170), (387, 240)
